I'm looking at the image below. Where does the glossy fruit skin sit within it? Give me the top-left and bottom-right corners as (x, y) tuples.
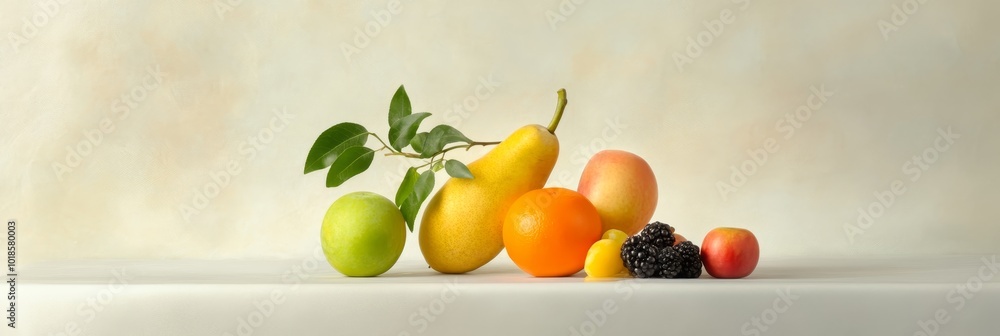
(578, 150), (658, 236)
(321, 192), (406, 277)
(420, 125), (559, 274)
(585, 230), (627, 277)
(503, 188), (603, 277)
(701, 227), (759, 279)
(602, 229), (628, 243)
(672, 233), (688, 246)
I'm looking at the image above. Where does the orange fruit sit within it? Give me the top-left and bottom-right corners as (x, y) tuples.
(503, 187), (603, 277)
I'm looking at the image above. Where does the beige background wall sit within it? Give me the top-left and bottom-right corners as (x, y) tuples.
(2, 0), (998, 264)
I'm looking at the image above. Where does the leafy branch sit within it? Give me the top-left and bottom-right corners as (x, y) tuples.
(303, 85), (498, 231)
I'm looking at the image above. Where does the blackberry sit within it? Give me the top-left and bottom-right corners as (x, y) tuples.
(621, 234), (682, 278)
(640, 222), (675, 248)
(673, 241), (703, 278)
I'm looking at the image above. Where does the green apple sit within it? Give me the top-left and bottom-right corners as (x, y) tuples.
(321, 191), (406, 277)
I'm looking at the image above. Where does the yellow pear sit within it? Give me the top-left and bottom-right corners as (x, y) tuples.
(419, 89), (568, 273)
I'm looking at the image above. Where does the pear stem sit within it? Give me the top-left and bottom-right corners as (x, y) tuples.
(547, 89), (568, 134)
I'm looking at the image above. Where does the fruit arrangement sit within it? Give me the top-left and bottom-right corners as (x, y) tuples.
(304, 86), (760, 279)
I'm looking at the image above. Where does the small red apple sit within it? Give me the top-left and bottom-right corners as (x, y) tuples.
(701, 227), (759, 279)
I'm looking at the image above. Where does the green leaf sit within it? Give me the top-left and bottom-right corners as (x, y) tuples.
(388, 112), (431, 151)
(325, 147), (375, 187)
(303, 123), (369, 174)
(394, 167), (419, 206)
(388, 85), (411, 127)
(431, 161), (444, 172)
(400, 170), (435, 231)
(420, 125), (474, 158)
(444, 160), (474, 179)
(410, 132), (428, 153)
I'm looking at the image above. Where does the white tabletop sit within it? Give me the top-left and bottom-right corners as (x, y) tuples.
(16, 255), (1000, 335)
